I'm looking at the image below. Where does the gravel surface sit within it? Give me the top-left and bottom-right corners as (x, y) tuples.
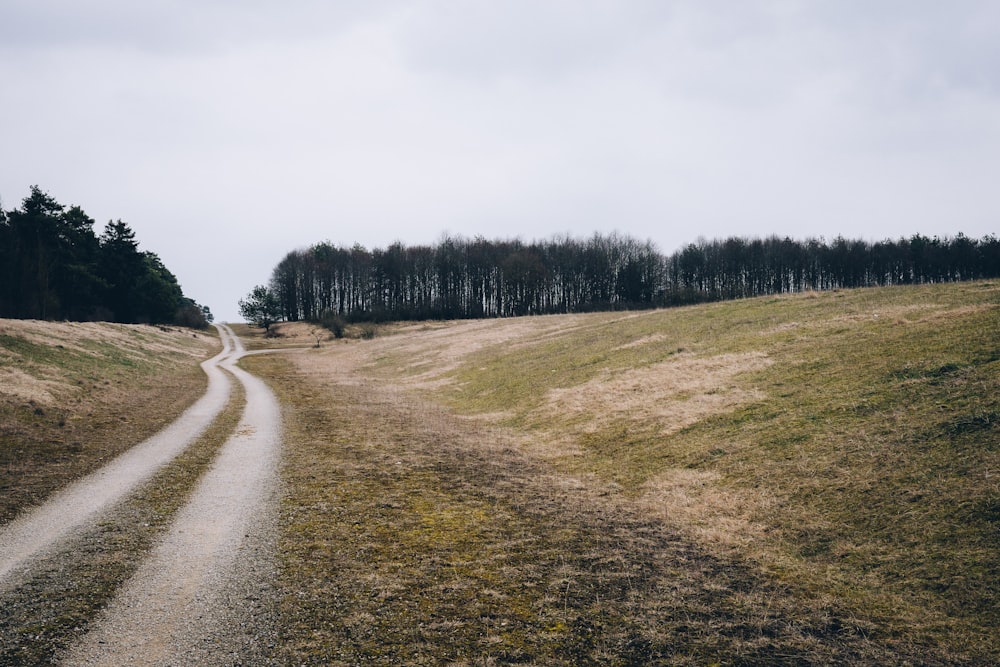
(0, 324), (237, 588)
(61, 325), (284, 666)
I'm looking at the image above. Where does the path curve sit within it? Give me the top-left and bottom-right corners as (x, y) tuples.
(0, 323), (238, 587)
(64, 324), (284, 665)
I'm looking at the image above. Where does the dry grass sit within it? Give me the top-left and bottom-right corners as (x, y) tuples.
(231, 322), (328, 350)
(542, 351), (772, 436)
(0, 320), (218, 524)
(250, 351), (885, 664)
(249, 281), (999, 664)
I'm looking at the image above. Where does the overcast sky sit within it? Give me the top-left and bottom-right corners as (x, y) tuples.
(2, 1), (998, 321)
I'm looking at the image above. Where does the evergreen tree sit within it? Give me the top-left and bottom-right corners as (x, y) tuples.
(3, 186), (65, 319)
(57, 205), (105, 320)
(1, 186), (210, 326)
(99, 220), (145, 323)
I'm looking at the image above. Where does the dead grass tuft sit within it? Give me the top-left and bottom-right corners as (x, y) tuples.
(0, 366), (64, 406)
(613, 332), (669, 350)
(542, 351), (772, 437)
(640, 469), (776, 552)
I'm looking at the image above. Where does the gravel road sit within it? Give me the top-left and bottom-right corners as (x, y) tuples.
(61, 324), (283, 665)
(0, 324), (238, 588)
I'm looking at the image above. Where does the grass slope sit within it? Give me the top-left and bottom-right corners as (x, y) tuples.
(248, 281), (998, 664)
(0, 320), (218, 523)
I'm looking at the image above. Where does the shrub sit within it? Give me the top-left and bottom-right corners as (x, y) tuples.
(320, 310), (346, 339)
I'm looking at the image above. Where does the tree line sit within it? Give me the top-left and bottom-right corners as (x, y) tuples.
(243, 231), (1000, 326)
(0, 186), (212, 327)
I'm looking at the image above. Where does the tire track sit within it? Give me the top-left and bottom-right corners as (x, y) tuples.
(0, 324), (239, 588)
(63, 324), (283, 666)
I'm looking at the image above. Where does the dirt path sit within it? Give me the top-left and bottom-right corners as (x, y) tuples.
(0, 324), (238, 587)
(62, 324), (283, 665)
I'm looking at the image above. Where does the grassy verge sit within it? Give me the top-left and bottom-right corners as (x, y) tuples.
(0, 322), (218, 524)
(0, 376), (245, 665)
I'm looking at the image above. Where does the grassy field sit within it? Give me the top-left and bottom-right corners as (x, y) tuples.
(244, 281), (999, 664)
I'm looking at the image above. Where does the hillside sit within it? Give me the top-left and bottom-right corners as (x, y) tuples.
(0, 320), (218, 523)
(2, 283), (996, 664)
(244, 280), (999, 664)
